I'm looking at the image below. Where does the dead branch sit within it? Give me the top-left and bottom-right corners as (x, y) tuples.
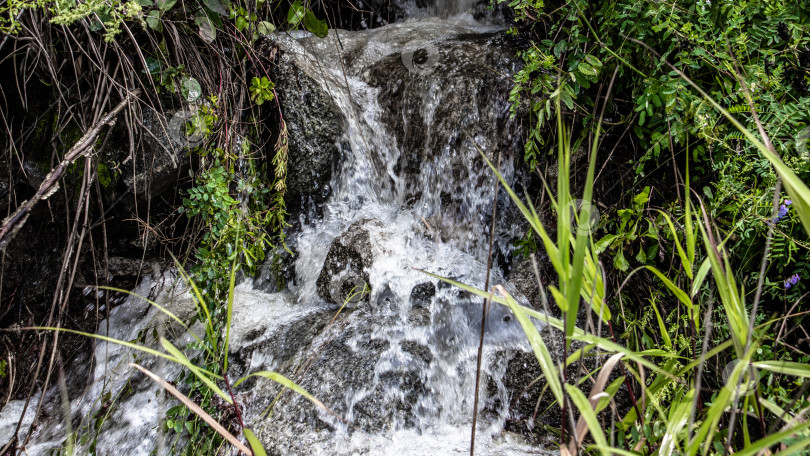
(0, 90), (139, 251)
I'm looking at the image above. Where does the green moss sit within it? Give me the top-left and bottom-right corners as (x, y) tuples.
(97, 162), (113, 188)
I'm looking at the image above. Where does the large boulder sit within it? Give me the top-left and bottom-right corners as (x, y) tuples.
(271, 52), (343, 214)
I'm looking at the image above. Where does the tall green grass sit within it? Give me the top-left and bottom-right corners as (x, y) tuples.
(433, 84), (810, 454)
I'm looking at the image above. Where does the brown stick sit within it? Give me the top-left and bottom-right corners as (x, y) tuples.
(0, 90), (139, 250)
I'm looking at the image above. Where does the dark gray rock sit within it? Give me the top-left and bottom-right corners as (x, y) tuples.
(316, 219), (379, 304)
(272, 53), (343, 212)
(409, 282), (435, 308)
(508, 255), (553, 313)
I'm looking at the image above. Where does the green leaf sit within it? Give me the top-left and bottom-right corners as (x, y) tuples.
(144, 57), (162, 75)
(577, 61), (597, 76)
(593, 234), (618, 254)
(500, 286), (564, 406)
(565, 384), (609, 453)
(303, 9), (328, 38)
(644, 265), (694, 320)
(180, 77), (202, 102)
(195, 13), (217, 43)
(160, 338), (231, 404)
(560, 90), (574, 110)
(235, 15), (247, 31)
(287, 1), (305, 25)
(613, 249), (629, 271)
(651, 299), (672, 350)
(234, 371), (330, 414)
(145, 10), (162, 32)
(257, 20), (275, 35)
(157, 0), (176, 12)
(202, 0), (227, 15)
(754, 361), (810, 378)
(584, 54), (602, 67)
(691, 258), (710, 297)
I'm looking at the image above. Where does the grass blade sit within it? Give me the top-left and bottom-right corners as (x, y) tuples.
(130, 363), (252, 455)
(494, 285), (563, 406)
(160, 338), (231, 404)
(243, 429), (267, 456)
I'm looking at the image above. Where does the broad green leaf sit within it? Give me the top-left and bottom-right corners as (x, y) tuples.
(593, 234), (618, 254)
(145, 10), (162, 31)
(584, 54), (602, 68)
(180, 77), (202, 103)
(303, 9), (328, 38)
(235, 15), (247, 31)
(560, 90), (574, 110)
(287, 1), (305, 25)
(613, 249), (629, 271)
(202, 0), (227, 15)
(578, 61), (597, 76)
(196, 13), (217, 43)
(257, 21), (275, 35)
(157, 0), (176, 12)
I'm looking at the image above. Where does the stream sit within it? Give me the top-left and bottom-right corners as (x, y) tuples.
(0, 4), (556, 455)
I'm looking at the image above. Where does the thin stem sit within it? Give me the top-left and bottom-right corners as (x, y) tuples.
(470, 152), (501, 456)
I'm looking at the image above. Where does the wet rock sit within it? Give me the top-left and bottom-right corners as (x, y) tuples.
(316, 220), (379, 305)
(507, 255), (553, 312)
(271, 53), (343, 213)
(407, 282), (434, 325)
(354, 368), (424, 430)
(409, 282), (435, 308)
(364, 31), (525, 234)
(401, 340), (433, 366)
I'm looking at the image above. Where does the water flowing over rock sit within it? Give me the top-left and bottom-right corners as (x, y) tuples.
(2, 12), (561, 456)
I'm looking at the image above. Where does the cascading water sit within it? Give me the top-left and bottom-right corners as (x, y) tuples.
(0, 6), (556, 456)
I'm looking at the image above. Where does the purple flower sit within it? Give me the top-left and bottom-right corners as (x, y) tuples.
(773, 199), (793, 224)
(784, 274), (800, 289)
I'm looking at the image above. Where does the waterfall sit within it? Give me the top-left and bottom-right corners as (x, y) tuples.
(2, 9), (555, 456)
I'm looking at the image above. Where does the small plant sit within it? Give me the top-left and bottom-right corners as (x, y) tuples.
(249, 77), (275, 106)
